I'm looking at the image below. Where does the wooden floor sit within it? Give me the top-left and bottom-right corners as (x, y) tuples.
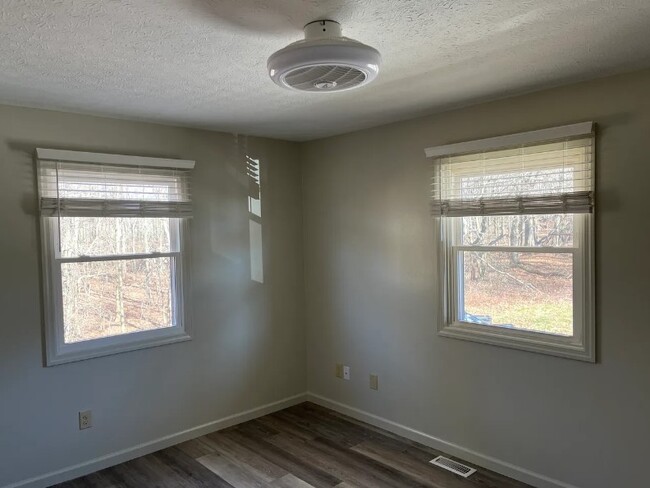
(53, 402), (531, 488)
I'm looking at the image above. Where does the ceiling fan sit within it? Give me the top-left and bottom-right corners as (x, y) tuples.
(267, 20), (381, 93)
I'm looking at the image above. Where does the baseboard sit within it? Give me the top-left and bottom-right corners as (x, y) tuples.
(6, 391), (580, 488)
(306, 392), (580, 488)
(4, 392), (308, 488)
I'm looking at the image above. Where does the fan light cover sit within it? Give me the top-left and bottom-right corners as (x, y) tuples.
(268, 20), (381, 92)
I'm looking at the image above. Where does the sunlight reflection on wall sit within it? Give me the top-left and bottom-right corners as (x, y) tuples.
(247, 155), (263, 283)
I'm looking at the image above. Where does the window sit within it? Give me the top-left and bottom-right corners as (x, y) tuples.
(426, 123), (595, 361)
(37, 149), (194, 365)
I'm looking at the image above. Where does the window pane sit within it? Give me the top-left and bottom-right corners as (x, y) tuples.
(61, 257), (173, 343)
(59, 217), (172, 257)
(440, 139), (592, 200)
(461, 214), (574, 247)
(49, 163), (186, 201)
(461, 251), (573, 336)
(456, 165), (582, 199)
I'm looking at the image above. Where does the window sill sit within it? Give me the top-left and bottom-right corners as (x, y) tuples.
(45, 328), (191, 366)
(438, 321), (595, 362)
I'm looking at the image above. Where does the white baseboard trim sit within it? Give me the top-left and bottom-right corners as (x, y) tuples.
(306, 392), (580, 488)
(4, 392), (308, 488)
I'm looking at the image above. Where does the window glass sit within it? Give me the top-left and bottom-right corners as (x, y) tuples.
(59, 217), (173, 258)
(460, 250), (573, 336)
(61, 256), (173, 343)
(461, 214), (574, 247)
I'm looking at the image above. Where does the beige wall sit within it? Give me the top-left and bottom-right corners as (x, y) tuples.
(2, 69), (650, 488)
(0, 105), (306, 486)
(301, 69), (650, 488)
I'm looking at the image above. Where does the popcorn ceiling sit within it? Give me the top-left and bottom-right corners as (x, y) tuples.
(1, 0), (649, 140)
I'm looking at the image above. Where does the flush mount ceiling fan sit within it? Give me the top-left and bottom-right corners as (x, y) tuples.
(267, 20), (381, 93)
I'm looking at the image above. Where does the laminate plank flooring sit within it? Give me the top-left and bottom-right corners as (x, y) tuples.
(51, 402), (532, 488)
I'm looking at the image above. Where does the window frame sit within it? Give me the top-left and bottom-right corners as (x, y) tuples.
(435, 213), (595, 362)
(36, 149), (194, 367)
(429, 124), (596, 362)
(40, 215), (192, 366)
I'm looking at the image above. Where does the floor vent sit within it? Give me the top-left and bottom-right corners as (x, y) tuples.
(430, 456), (477, 478)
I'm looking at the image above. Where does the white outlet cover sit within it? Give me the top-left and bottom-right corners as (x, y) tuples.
(343, 366), (350, 380)
(79, 410), (92, 430)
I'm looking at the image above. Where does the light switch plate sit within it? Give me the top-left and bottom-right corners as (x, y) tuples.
(343, 365), (350, 380)
(370, 374), (379, 390)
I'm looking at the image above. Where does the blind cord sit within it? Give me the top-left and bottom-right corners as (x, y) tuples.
(55, 160), (62, 253)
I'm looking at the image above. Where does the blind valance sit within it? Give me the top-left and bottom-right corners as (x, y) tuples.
(427, 123), (594, 217)
(37, 149), (194, 218)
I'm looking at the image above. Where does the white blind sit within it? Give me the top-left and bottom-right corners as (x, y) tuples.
(430, 127), (594, 217)
(37, 151), (193, 218)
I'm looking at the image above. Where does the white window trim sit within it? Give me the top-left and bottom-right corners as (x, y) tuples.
(40, 217), (193, 366)
(35, 148), (195, 170)
(428, 124), (596, 362)
(434, 214), (595, 362)
(424, 121), (594, 158)
(37, 150), (194, 366)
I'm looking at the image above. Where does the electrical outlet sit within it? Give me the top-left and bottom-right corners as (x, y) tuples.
(343, 365), (350, 380)
(369, 374), (379, 390)
(79, 410), (92, 430)
(335, 363), (344, 378)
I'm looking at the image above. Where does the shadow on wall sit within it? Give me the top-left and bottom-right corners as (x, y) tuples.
(205, 134), (264, 285)
(200, 133), (277, 408)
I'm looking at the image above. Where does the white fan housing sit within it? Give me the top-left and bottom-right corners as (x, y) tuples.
(268, 20), (381, 92)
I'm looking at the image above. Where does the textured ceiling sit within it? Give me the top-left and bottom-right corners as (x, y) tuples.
(1, 0), (650, 141)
